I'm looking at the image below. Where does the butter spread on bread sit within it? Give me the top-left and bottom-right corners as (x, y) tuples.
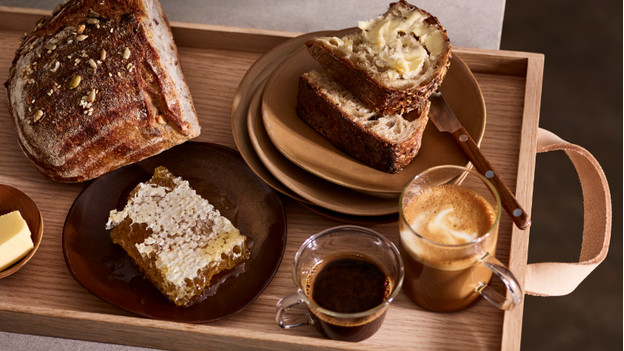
(357, 6), (446, 78)
(305, 0), (451, 115)
(5, 0), (200, 182)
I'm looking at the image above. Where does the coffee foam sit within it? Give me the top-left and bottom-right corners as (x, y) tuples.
(405, 184), (496, 244)
(411, 205), (479, 244)
(400, 184), (497, 270)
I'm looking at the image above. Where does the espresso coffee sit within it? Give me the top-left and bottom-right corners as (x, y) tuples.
(305, 253), (392, 341)
(400, 184), (498, 311)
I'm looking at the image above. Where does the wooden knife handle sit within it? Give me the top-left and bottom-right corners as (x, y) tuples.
(452, 127), (531, 230)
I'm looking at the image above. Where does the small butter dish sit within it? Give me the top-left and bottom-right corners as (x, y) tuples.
(0, 184), (43, 279)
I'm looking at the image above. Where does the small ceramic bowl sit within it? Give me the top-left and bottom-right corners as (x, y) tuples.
(0, 184), (43, 279)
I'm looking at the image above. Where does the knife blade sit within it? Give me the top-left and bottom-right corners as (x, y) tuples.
(429, 92), (531, 230)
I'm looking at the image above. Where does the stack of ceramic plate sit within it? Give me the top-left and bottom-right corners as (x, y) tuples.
(231, 29), (486, 223)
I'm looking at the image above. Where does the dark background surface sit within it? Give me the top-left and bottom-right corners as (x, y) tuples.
(500, 1), (622, 350)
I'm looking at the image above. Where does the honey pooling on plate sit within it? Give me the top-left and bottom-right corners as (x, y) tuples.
(106, 166), (250, 307)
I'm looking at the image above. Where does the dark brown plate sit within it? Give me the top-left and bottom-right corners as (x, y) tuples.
(0, 185), (43, 279)
(62, 142), (286, 323)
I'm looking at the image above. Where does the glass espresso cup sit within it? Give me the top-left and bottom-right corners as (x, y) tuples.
(275, 225), (404, 342)
(399, 165), (522, 312)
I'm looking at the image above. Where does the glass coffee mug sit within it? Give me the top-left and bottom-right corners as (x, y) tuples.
(275, 225), (404, 342)
(398, 165), (522, 312)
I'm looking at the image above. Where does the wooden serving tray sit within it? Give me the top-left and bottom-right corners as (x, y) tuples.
(0, 7), (543, 350)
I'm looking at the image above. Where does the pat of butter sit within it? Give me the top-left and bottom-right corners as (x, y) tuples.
(359, 11), (427, 48)
(358, 9), (445, 76)
(0, 210), (34, 271)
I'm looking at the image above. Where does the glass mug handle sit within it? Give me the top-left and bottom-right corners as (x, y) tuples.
(476, 252), (523, 310)
(275, 293), (313, 329)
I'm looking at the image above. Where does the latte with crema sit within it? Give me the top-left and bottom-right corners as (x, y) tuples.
(404, 183), (496, 241)
(399, 183), (499, 311)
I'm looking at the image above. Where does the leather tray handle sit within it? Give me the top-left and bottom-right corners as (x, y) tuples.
(525, 128), (612, 296)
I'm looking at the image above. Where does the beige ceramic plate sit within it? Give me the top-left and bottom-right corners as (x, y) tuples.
(230, 30), (398, 221)
(231, 31), (333, 204)
(0, 185), (43, 279)
(248, 81), (398, 216)
(262, 46), (486, 194)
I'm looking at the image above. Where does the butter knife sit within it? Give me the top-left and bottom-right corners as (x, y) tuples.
(429, 92), (531, 230)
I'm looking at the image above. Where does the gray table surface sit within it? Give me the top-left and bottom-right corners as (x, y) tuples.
(0, 1), (505, 350)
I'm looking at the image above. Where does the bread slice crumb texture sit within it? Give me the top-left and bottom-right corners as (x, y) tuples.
(304, 70), (423, 144)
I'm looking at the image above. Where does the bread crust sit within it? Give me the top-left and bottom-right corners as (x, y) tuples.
(296, 73), (429, 174)
(5, 0), (200, 182)
(305, 0), (451, 115)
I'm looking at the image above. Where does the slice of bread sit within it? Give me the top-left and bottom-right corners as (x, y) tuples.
(305, 0), (451, 115)
(106, 166), (249, 307)
(296, 70), (429, 174)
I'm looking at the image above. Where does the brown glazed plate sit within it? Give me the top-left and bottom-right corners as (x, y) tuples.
(248, 80), (399, 216)
(230, 29), (396, 223)
(231, 30), (332, 205)
(262, 42), (486, 194)
(0, 185), (43, 279)
(62, 142), (287, 323)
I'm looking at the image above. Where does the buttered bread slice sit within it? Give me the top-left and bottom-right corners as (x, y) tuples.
(106, 166), (249, 307)
(305, 0), (451, 115)
(297, 70), (429, 173)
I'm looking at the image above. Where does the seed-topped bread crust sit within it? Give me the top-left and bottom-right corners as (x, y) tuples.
(5, 0), (200, 182)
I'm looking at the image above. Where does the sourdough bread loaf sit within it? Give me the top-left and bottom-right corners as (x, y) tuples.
(296, 70), (429, 173)
(5, 0), (200, 182)
(305, 0), (451, 115)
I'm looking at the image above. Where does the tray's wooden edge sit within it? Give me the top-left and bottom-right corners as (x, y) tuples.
(454, 46), (538, 76)
(2, 307), (252, 350)
(0, 5), (49, 29)
(169, 21), (299, 53)
(0, 6), (545, 351)
(0, 304), (363, 351)
(450, 47), (546, 351)
(0, 5), (300, 54)
(500, 52), (544, 351)
(0, 5), (542, 64)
